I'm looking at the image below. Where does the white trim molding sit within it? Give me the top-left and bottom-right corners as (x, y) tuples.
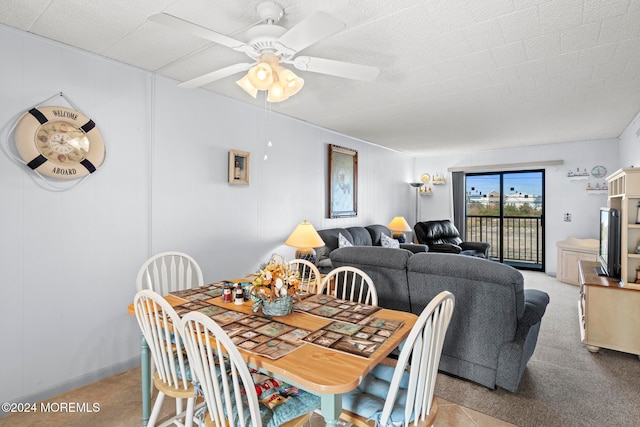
(447, 160), (564, 173)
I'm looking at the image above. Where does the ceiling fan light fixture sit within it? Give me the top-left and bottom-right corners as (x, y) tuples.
(267, 81), (289, 102)
(286, 77), (304, 97)
(277, 68), (304, 96)
(247, 62), (274, 90)
(240, 53), (301, 102)
(235, 75), (258, 98)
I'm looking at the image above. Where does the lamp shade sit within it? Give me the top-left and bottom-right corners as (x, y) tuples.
(267, 80), (289, 103)
(235, 75), (258, 98)
(278, 68), (304, 97)
(247, 62), (274, 90)
(285, 221), (325, 248)
(388, 216), (412, 232)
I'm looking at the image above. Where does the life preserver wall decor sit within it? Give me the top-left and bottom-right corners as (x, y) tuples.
(14, 105), (105, 179)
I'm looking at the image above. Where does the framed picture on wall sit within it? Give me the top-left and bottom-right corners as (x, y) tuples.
(229, 150), (250, 185)
(328, 144), (358, 218)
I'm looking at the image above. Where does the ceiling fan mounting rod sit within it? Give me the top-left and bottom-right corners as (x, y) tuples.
(259, 52), (279, 66)
(256, 1), (284, 24)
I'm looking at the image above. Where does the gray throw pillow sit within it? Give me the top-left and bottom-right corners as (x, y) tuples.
(338, 233), (353, 248)
(381, 233), (400, 248)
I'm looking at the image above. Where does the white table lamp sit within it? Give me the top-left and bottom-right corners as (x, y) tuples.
(388, 216), (412, 243)
(285, 220), (325, 263)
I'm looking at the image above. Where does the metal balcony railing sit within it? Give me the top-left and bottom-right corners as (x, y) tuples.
(466, 215), (542, 266)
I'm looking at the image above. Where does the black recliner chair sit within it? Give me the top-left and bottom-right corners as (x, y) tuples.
(414, 219), (490, 258)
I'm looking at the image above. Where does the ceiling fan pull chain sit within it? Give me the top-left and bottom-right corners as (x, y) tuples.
(263, 97), (274, 160)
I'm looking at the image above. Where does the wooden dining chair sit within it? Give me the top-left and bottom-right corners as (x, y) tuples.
(133, 290), (196, 427)
(339, 291), (455, 427)
(318, 266), (378, 306)
(288, 259), (321, 293)
(179, 311), (320, 427)
(137, 251), (204, 294)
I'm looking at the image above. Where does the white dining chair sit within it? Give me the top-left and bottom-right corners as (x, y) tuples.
(179, 311), (320, 427)
(134, 289), (196, 427)
(339, 291), (455, 427)
(137, 251), (204, 294)
(318, 266), (378, 306)
(288, 259), (322, 293)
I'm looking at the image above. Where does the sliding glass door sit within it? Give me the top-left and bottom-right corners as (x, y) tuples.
(465, 170), (544, 270)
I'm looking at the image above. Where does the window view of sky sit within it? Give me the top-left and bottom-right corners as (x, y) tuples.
(466, 172), (543, 196)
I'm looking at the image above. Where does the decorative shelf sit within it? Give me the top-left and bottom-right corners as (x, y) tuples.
(431, 174), (446, 185)
(568, 176), (589, 181)
(586, 181), (608, 192)
(567, 168), (590, 178)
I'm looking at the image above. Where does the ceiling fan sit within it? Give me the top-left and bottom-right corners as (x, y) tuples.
(148, 1), (380, 102)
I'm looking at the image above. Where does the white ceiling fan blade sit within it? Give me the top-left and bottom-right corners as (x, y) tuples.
(149, 13), (253, 54)
(178, 63), (253, 88)
(276, 11), (345, 54)
(292, 56), (380, 82)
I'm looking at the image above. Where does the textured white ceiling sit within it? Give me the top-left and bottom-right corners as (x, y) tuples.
(1, 0), (639, 156)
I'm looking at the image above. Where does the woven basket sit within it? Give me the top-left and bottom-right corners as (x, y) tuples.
(260, 295), (293, 316)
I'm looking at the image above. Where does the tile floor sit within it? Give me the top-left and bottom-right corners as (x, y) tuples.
(0, 367), (516, 426)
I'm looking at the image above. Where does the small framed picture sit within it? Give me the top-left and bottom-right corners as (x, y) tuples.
(229, 149), (250, 185)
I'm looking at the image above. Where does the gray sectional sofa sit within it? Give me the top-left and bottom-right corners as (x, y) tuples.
(330, 246), (549, 392)
(315, 224), (427, 273)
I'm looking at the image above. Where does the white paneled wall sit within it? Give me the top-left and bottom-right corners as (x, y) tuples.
(150, 77), (414, 279)
(619, 111), (640, 168)
(0, 25), (413, 405)
(0, 27), (151, 404)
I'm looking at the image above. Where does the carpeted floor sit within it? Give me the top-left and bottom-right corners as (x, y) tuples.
(434, 271), (640, 427)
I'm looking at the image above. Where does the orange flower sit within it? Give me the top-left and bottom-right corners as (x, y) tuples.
(251, 258), (300, 303)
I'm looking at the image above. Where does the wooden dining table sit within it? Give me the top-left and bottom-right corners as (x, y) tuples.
(129, 288), (417, 427)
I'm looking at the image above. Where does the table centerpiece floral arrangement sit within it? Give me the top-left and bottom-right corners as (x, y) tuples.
(250, 254), (300, 316)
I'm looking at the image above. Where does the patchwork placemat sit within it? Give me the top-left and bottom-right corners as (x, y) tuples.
(303, 317), (404, 358)
(293, 293), (380, 323)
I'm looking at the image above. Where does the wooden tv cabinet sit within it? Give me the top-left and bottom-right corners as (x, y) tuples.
(556, 237), (598, 285)
(578, 260), (640, 359)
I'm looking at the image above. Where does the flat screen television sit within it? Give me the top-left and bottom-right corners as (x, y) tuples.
(598, 207), (621, 279)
